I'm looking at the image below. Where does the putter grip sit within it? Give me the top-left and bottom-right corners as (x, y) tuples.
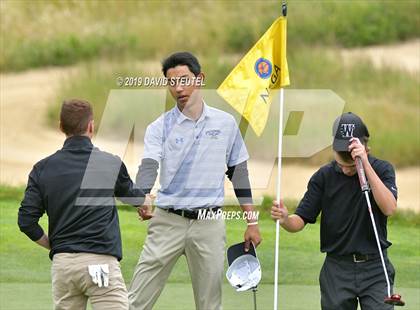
(355, 157), (369, 192)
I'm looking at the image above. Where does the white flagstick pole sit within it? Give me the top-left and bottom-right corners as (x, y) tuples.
(274, 87), (285, 310)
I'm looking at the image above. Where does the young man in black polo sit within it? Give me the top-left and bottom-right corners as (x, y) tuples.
(271, 112), (398, 310)
(18, 99), (147, 310)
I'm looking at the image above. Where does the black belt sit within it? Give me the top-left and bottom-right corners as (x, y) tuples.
(327, 252), (383, 263)
(161, 206), (221, 220)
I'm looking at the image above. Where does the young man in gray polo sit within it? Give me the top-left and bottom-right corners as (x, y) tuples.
(18, 99), (147, 310)
(128, 52), (261, 310)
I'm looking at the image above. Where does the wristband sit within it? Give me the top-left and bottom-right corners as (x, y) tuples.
(247, 222), (258, 226)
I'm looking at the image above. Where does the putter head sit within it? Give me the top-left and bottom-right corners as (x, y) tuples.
(384, 294), (405, 306)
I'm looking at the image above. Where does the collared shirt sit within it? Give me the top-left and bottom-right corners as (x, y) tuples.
(295, 155), (398, 256)
(18, 136), (144, 260)
(143, 103), (249, 209)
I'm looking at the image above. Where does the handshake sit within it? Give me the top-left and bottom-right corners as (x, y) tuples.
(137, 194), (156, 221)
(137, 195), (291, 223)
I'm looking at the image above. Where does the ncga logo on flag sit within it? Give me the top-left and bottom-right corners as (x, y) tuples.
(217, 17), (290, 136)
(255, 58), (272, 79)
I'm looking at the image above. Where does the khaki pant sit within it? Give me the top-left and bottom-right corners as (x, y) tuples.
(52, 253), (128, 310)
(128, 208), (226, 310)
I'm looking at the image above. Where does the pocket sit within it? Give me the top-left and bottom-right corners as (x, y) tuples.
(51, 256), (63, 276)
(146, 207), (161, 226)
(222, 220), (227, 246)
(146, 209), (169, 240)
(146, 215), (156, 235)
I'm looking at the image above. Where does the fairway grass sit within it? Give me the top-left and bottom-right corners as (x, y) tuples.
(1, 283), (419, 310)
(1, 193), (419, 309)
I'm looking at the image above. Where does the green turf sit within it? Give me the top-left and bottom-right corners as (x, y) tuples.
(1, 188), (419, 309)
(2, 199), (419, 287)
(1, 283), (419, 310)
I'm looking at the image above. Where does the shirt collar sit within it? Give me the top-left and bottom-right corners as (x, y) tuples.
(174, 101), (210, 125)
(62, 135), (93, 149)
(197, 102), (209, 124)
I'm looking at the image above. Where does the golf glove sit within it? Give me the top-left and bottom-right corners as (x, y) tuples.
(88, 264), (109, 288)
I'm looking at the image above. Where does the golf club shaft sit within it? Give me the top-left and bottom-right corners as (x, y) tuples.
(355, 156), (391, 297)
(356, 157), (407, 305)
(364, 189), (392, 297)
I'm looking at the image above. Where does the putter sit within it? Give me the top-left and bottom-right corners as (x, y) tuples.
(355, 157), (405, 306)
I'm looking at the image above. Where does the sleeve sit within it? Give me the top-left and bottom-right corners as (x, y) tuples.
(226, 161), (253, 205)
(294, 169), (324, 224)
(143, 119), (164, 162)
(18, 166), (45, 241)
(136, 158), (159, 194)
(227, 118), (249, 167)
(114, 161), (145, 206)
(377, 161), (398, 200)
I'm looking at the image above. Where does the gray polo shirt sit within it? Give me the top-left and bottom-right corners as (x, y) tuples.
(143, 103), (249, 209)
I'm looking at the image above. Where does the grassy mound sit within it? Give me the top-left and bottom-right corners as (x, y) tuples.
(1, 1), (419, 71)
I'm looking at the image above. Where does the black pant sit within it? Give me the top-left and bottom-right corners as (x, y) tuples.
(319, 254), (395, 310)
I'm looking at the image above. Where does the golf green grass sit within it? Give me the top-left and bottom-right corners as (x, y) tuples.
(1, 190), (419, 309)
(1, 283), (419, 310)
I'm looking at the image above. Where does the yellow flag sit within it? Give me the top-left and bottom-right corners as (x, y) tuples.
(217, 17), (289, 136)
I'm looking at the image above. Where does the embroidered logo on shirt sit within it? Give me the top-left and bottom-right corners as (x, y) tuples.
(175, 137), (184, 144)
(206, 130), (221, 139)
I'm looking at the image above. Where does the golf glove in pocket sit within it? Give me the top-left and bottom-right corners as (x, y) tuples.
(88, 264), (109, 288)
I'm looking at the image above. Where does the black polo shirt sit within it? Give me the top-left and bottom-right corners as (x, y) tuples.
(295, 155), (397, 255)
(18, 136), (144, 260)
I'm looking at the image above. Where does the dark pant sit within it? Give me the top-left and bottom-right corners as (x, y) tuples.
(319, 254), (395, 310)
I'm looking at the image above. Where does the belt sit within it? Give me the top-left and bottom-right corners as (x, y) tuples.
(327, 252), (383, 263)
(161, 206), (221, 220)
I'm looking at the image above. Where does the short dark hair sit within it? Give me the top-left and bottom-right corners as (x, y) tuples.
(361, 136), (369, 145)
(60, 99), (93, 136)
(162, 52), (201, 77)
(337, 151), (353, 162)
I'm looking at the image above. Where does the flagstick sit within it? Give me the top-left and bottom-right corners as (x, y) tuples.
(274, 87), (285, 310)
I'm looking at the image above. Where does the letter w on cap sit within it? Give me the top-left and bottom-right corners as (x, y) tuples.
(340, 124), (355, 138)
